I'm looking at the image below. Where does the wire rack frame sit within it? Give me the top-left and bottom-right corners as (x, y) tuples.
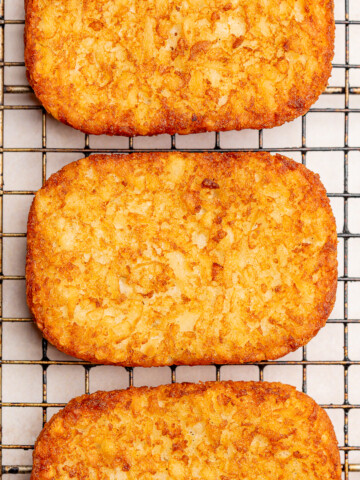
(0, 0), (360, 477)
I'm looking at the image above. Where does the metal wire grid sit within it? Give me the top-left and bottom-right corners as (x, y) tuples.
(0, 0), (359, 477)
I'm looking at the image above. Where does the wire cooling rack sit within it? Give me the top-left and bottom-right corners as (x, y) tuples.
(1, 0), (360, 478)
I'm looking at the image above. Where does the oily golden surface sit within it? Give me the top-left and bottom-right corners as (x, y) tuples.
(26, 152), (337, 366)
(25, 0), (334, 136)
(31, 382), (341, 480)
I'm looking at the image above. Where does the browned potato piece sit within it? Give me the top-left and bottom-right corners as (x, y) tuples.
(26, 152), (337, 366)
(25, 0), (334, 136)
(31, 382), (341, 480)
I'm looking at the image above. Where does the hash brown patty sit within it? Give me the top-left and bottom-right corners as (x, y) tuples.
(26, 152), (337, 366)
(31, 381), (341, 480)
(25, 0), (334, 136)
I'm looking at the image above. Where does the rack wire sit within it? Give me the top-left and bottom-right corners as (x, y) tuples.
(1, 0), (360, 477)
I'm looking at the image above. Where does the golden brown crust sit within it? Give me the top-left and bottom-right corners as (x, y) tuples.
(26, 152), (337, 366)
(25, 0), (334, 136)
(31, 381), (341, 480)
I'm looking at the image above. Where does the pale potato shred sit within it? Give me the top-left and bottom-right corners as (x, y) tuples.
(26, 152), (337, 366)
(25, 0), (334, 135)
(31, 382), (341, 480)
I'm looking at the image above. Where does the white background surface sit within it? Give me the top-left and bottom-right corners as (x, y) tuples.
(2, 0), (360, 478)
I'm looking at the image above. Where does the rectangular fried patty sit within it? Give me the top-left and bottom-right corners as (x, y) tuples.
(31, 381), (341, 480)
(25, 0), (334, 136)
(26, 152), (337, 366)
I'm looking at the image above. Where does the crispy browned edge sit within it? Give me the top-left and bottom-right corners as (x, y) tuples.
(25, 152), (338, 367)
(30, 381), (341, 480)
(23, 1), (335, 136)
